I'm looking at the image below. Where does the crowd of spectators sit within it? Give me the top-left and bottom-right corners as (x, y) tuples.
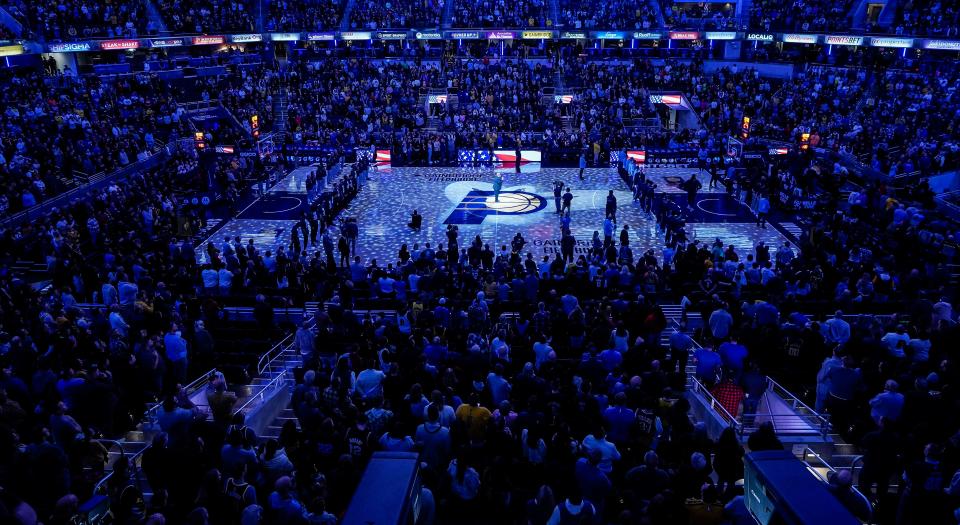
(155, 0), (256, 34)
(748, 0), (857, 33)
(264, 0), (344, 31)
(556, 0), (660, 30)
(452, 0), (548, 28)
(436, 59), (552, 136)
(5, 0), (151, 41)
(662, 0), (736, 30)
(0, 67), (187, 217)
(732, 64), (960, 177)
(192, 64), (280, 138)
(282, 56), (438, 148)
(3, 31), (960, 525)
(349, 0), (443, 29)
(885, 0), (960, 36)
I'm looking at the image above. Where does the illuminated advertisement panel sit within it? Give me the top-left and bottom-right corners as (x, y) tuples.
(100, 39), (140, 50)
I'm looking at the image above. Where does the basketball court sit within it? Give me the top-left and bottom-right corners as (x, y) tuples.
(199, 163), (795, 266)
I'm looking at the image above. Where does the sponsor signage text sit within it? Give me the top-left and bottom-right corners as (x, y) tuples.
(192, 36), (225, 45)
(270, 33), (300, 41)
(48, 42), (92, 52)
(307, 32), (336, 41)
(100, 39), (140, 50)
(231, 34), (263, 43)
(825, 35), (864, 46)
(705, 32), (737, 40)
(521, 30), (553, 39)
(782, 33), (818, 44)
(870, 37), (913, 48)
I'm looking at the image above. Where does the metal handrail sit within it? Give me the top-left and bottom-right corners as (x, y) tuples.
(256, 330), (298, 375)
(90, 437), (152, 496)
(688, 374), (743, 433)
(764, 376), (831, 435)
(678, 324), (831, 437)
(801, 446), (873, 517)
(143, 367), (218, 423)
(232, 369), (287, 416)
(0, 138), (183, 226)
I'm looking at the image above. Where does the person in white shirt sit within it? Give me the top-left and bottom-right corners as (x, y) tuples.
(108, 306), (129, 337)
(354, 361), (386, 399)
(201, 266), (218, 293)
(378, 275), (396, 296)
(581, 429), (621, 474)
(880, 327), (909, 358)
(423, 391), (456, 428)
(218, 267), (233, 294)
(532, 335), (554, 370)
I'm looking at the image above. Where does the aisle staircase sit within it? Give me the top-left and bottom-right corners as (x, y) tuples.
(651, 0), (668, 27)
(441, 0), (456, 28)
(877, 0), (899, 29)
(142, 0), (170, 35)
(735, 0), (751, 22)
(547, 0), (560, 27)
(88, 328), (305, 505)
(273, 91), (289, 133)
(340, 0), (359, 30)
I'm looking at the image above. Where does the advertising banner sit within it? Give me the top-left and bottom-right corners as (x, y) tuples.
(594, 31), (627, 39)
(150, 38), (186, 47)
(192, 36), (225, 45)
(632, 31), (662, 40)
(870, 37), (913, 48)
(100, 39), (140, 50)
(0, 44), (23, 56)
(340, 32), (372, 40)
(705, 32), (737, 40)
(782, 33), (818, 44)
(231, 34), (263, 43)
(825, 35), (864, 46)
(669, 31), (701, 40)
(924, 39), (960, 50)
(415, 31), (443, 39)
(446, 31), (481, 39)
(521, 30), (553, 39)
(48, 42), (92, 52)
(307, 32), (336, 41)
(377, 31), (409, 40)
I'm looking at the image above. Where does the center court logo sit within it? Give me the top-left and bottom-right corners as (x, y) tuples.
(444, 190), (546, 224)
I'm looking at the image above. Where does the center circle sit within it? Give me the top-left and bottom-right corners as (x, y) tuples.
(485, 193), (537, 212)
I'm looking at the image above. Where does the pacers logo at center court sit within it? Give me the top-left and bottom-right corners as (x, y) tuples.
(444, 190), (546, 224)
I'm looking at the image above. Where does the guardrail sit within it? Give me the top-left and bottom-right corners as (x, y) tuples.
(256, 330), (298, 375)
(142, 367), (218, 426)
(91, 438), (152, 496)
(689, 374), (742, 433)
(232, 369), (287, 416)
(801, 446), (873, 521)
(678, 325), (830, 438)
(0, 139), (185, 227)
